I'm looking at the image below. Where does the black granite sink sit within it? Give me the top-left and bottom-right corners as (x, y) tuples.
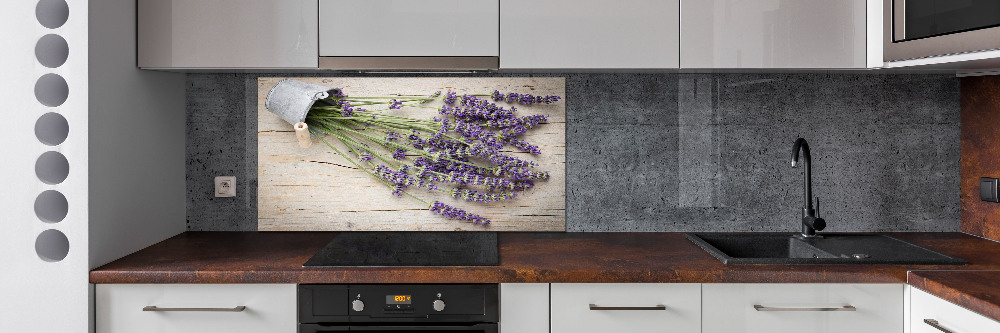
(686, 233), (966, 265)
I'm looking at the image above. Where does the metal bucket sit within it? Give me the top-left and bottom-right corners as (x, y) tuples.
(264, 79), (335, 125)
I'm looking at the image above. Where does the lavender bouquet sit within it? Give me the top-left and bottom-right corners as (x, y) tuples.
(303, 88), (562, 226)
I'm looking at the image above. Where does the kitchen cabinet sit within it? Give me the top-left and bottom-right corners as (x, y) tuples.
(500, 0), (680, 69)
(910, 287), (1000, 333)
(550, 283), (701, 333)
(500, 283), (549, 333)
(96, 284), (297, 333)
(319, 0), (499, 57)
(702, 283), (903, 333)
(680, 0), (876, 68)
(137, 0), (318, 69)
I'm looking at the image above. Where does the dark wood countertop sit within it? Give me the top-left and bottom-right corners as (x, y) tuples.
(908, 270), (1000, 323)
(91, 231), (1000, 285)
(90, 232), (1000, 321)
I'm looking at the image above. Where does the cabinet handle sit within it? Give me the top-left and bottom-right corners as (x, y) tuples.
(143, 306), (247, 312)
(924, 319), (955, 333)
(589, 304), (667, 311)
(753, 305), (856, 312)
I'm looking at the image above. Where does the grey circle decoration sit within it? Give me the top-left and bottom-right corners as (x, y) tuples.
(35, 73), (69, 107)
(35, 229), (69, 262)
(35, 112), (69, 146)
(35, 34), (69, 68)
(34, 190), (68, 223)
(36, 0), (69, 29)
(35, 151), (69, 185)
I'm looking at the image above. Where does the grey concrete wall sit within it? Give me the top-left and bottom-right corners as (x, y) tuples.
(187, 73), (960, 232)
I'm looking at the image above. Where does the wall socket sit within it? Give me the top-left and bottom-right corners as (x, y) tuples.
(215, 176), (236, 198)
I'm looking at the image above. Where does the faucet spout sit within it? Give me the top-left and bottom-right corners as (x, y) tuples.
(791, 138), (825, 237)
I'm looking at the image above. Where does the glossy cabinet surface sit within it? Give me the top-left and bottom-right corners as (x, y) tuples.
(319, 0), (499, 57)
(500, 283), (549, 333)
(550, 283), (701, 333)
(681, 0), (869, 68)
(96, 284), (297, 333)
(138, 0), (318, 69)
(500, 0), (680, 68)
(702, 283), (903, 333)
(910, 287), (1000, 333)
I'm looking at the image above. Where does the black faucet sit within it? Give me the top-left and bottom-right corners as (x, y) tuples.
(791, 138), (826, 237)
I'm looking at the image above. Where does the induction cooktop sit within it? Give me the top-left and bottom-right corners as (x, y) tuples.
(303, 232), (499, 267)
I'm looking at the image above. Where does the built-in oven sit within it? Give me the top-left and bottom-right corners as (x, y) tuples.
(299, 284), (498, 333)
(884, 0), (1000, 61)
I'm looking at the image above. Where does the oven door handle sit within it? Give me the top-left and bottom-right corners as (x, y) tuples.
(344, 324), (498, 332)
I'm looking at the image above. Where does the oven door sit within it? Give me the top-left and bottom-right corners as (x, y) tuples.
(885, 0), (1000, 61)
(300, 323), (498, 333)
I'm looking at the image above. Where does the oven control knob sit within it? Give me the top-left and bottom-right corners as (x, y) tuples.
(432, 299), (446, 312)
(352, 299), (365, 312)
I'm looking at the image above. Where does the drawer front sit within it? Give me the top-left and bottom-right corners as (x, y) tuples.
(500, 283), (549, 333)
(702, 283), (903, 333)
(96, 284), (296, 333)
(550, 283), (701, 333)
(911, 288), (1000, 333)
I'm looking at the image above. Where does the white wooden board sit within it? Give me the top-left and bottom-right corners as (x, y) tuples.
(258, 77), (566, 231)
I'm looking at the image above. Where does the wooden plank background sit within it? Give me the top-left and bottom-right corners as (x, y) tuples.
(257, 77), (566, 231)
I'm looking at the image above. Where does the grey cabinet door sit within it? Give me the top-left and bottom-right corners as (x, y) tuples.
(138, 0), (318, 69)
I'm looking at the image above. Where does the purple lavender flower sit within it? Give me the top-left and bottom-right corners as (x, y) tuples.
(429, 201), (490, 225)
(389, 99), (403, 109)
(443, 91), (458, 105)
(505, 92), (519, 103)
(506, 137), (542, 155)
(393, 148), (407, 160)
(306, 87), (564, 228)
(385, 130), (399, 142)
(492, 91), (563, 105)
(421, 91), (442, 104)
(329, 88), (347, 98)
(374, 164), (416, 196)
(451, 188), (516, 203)
(339, 100), (355, 117)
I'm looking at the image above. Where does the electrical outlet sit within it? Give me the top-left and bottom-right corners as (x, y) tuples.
(215, 176), (236, 198)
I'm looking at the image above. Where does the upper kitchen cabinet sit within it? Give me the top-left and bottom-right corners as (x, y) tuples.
(318, 0), (500, 70)
(500, 0), (681, 69)
(681, 0), (880, 69)
(138, 0), (318, 69)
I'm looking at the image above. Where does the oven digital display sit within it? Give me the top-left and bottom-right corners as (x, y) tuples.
(386, 295), (412, 304)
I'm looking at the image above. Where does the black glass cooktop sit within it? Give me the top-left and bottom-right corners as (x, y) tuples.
(303, 232), (499, 267)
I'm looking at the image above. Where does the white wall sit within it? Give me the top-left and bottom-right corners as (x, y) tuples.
(88, 0), (186, 270)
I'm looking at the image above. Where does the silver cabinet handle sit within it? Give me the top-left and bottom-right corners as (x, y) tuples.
(589, 304), (666, 311)
(924, 319), (955, 333)
(143, 306), (246, 312)
(753, 305), (856, 312)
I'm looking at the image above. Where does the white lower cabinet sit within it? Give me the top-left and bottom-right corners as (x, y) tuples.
(702, 283), (903, 333)
(500, 283), (549, 333)
(910, 287), (1000, 333)
(96, 284), (297, 333)
(551, 283), (702, 333)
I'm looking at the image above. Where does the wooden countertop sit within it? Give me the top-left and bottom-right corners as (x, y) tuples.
(908, 270), (1000, 323)
(91, 231), (1000, 284)
(90, 232), (1000, 322)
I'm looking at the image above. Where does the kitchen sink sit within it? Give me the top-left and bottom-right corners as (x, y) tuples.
(686, 233), (966, 265)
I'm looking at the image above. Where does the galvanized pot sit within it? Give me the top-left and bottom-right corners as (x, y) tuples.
(264, 79), (336, 125)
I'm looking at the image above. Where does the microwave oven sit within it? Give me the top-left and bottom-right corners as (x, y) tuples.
(884, 0), (1000, 62)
